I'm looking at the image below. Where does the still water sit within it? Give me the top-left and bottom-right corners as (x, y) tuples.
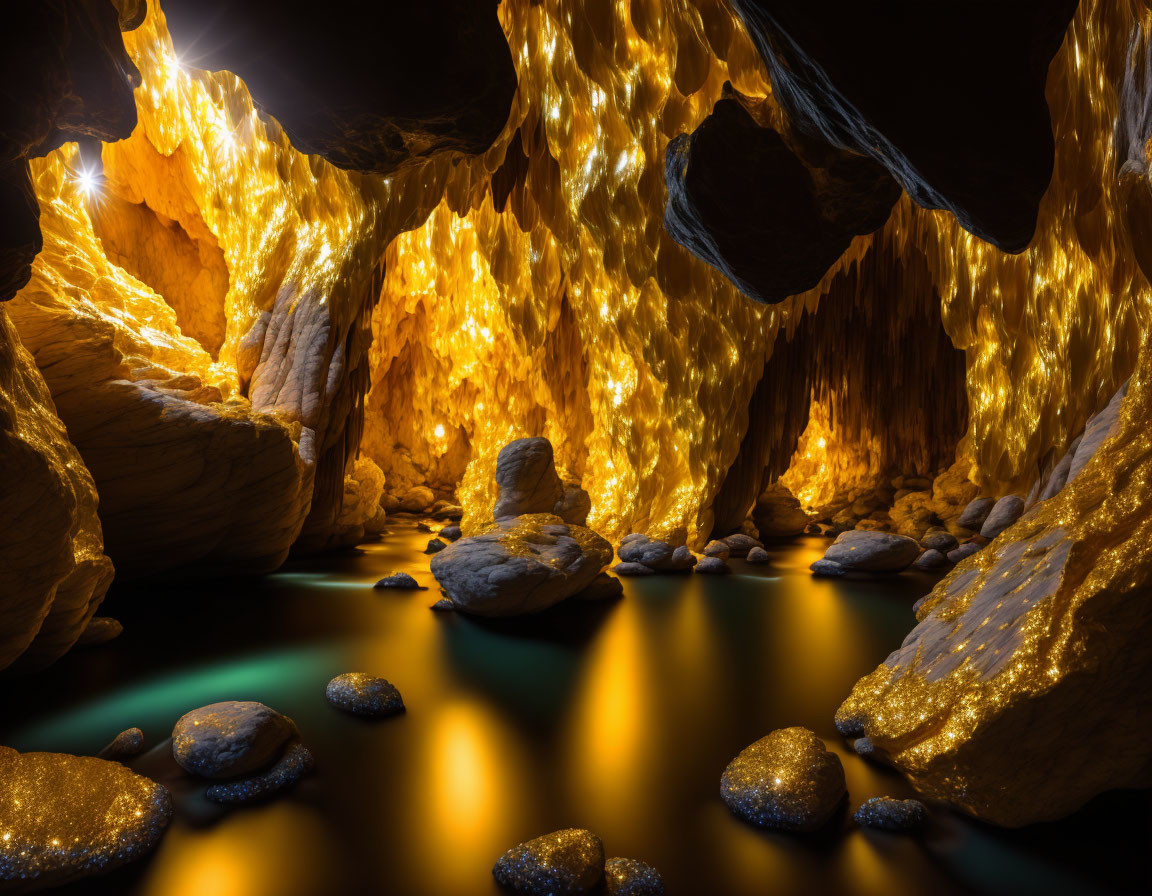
(1, 522), (1147, 896)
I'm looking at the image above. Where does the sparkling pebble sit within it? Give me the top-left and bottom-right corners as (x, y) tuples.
(493, 828), (605, 895)
(374, 572), (424, 590)
(605, 857), (664, 895)
(0, 749), (171, 889)
(172, 701), (295, 779)
(721, 727), (847, 832)
(205, 741), (314, 805)
(325, 673), (405, 718)
(853, 796), (928, 832)
(97, 728), (145, 762)
(695, 556), (730, 574)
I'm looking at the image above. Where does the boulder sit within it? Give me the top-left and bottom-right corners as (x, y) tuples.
(425, 538), (447, 554)
(979, 495), (1025, 539)
(720, 727), (847, 832)
(374, 572), (423, 591)
(172, 701), (295, 779)
(493, 828), (605, 895)
(746, 546), (770, 564)
(753, 482), (812, 537)
(399, 486), (435, 513)
(204, 741), (314, 805)
(0, 748), (171, 890)
(920, 531), (958, 553)
(439, 524), (462, 541)
(618, 535), (695, 571)
(325, 673), (405, 718)
(493, 438), (564, 521)
(913, 549), (949, 571)
(957, 497), (995, 531)
(810, 559), (845, 577)
(703, 539), (731, 559)
(695, 557), (730, 575)
(429, 514), (612, 616)
(555, 482), (592, 527)
(723, 533), (765, 558)
(613, 562), (655, 577)
(822, 530), (920, 572)
(604, 857), (664, 896)
(97, 728), (145, 763)
(430, 598), (455, 611)
(947, 542), (980, 564)
(853, 797), (928, 832)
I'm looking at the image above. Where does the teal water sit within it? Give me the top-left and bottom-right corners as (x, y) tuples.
(1, 522), (1146, 895)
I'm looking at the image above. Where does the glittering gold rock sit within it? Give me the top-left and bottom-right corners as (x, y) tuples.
(720, 727), (847, 832)
(493, 828), (605, 895)
(0, 747), (171, 890)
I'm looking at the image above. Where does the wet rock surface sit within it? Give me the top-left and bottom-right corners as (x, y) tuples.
(204, 740), (314, 806)
(374, 572), (423, 590)
(605, 857), (665, 895)
(493, 828), (605, 895)
(822, 530), (920, 572)
(430, 514), (612, 616)
(172, 701), (295, 779)
(853, 797), (928, 832)
(326, 673), (405, 718)
(720, 727), (847, 832)
(0, 747), (171, 890)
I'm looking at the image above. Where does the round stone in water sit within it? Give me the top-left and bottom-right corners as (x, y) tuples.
(325, 673), (405, 718)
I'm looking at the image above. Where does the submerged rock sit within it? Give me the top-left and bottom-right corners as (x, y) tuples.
(325, 673), (405, 718)
(920, 531), (959, 553)
(746, 546), (770, 564)
(493, 828), (604, 895)
(957, 497), (995, 531)
(823, 530), (920, 572)
(605, 857), (664, 895)
(0, 748), (171, 889)
(810, 559), (845, 577)
(97, 728), (145, 763)
(204, 741), (314, 805)
(720, 727), (847, 832)
(853, 797), (928, 832)
(430, 514), (612, 616)
(425, 538), (447, 554)
(574, 572), (624, 601)
(438, 524), (462, 541)
(695, 556), (730, 575)
(979, 495), (1025, 539)
(613, 562), (656, 577)
(172, 701), (295, 779)
(430, 597), (455, 611)
(374, 572), (423, 590)
(76, 617), (123, 648)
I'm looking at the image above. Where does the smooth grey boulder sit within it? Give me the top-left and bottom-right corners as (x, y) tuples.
(913, 549), (949, 571)
(920, 531), (958, 553)
(823, 530), (920, 572)
(429, 514), (612, 617)
(374, 572), (423, 590)
(979, 495), (1025, 539)
(438, 524), (462, 541)
(957, 497), (995, 531)
(619, 537), (673, 567)
(493, 828), (605, 895)
(746, 546), (770, 564)
(493, 438), (565, 521)
(810, 559), (845, 577)
(703, 539), (731, 559)
(947, 542), (981, 563)
(425, 538), (447, 554)
(721, 727), (847, 832)
(613, 562), (655, 577)
(172, 702), (294, 779)
(695, 556), (730, 574)
(723, 533), (765, 558)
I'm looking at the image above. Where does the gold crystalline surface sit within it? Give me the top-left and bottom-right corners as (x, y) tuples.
(0, 747), (172, 890)
(720, 727), (847, 832)
(838, 339), (1152, 825)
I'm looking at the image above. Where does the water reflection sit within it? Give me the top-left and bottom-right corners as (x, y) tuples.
(0, 524), (1145, 896)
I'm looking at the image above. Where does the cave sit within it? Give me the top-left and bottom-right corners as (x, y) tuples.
(0, 1), (1149, 894)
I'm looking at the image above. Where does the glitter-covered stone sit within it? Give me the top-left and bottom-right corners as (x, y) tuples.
(205, 741), (314, 805)
(97, 728), (145, 762)
(492, 828), (605, 895)
(605, 857), (664, 895)
(374, 572), (423, 590)
(853, 797), (928, 832)
(172, 701), (295, 779)
(326, 673), (405, 718)
(0, 748), (171, 890)
(695, 556), (730, 574)
(720, 727), (847, 832)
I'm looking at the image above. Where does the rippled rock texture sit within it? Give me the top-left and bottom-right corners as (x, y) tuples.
(0, 747), (171, 890)
(431, 514), (612, 616)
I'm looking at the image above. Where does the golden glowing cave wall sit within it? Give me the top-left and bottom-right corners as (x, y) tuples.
(364, 0), (798, 544)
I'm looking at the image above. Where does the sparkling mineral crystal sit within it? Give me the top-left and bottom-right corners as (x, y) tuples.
(0, 747), (171, 889)
(605, 856), (665, 895)
(204, 741), (314, 806)
(325, 673), (405, 718)
(853, 797), (928, 832)
(492, 828), (605, 895)
(720, 727), (847, 832)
